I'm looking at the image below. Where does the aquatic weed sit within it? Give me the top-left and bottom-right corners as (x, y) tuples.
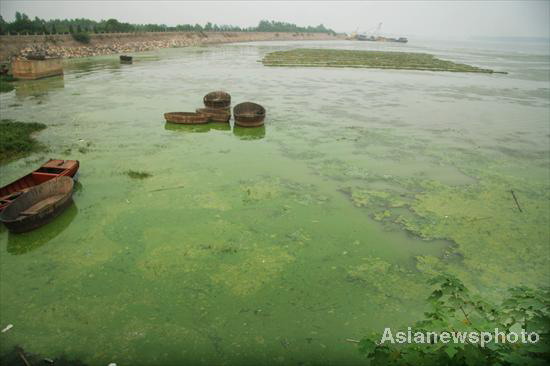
(124, 170), (152, 179)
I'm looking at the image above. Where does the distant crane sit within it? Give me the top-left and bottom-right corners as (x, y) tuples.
(354, 22), (408, 43)
(366, 22), (382, 38)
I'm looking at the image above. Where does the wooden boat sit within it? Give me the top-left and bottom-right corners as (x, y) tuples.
(164, 112), (209, 124)
(120, 55), (133, 64)
(233, 102), (266, 127)
(196, 107), (231, 123)
(0, 177), (74, 233)
(203, 91), (231, 108)
(0, 159), (79, 212)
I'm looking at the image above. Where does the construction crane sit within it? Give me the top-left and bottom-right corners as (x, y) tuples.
(366, 22), (382, 38)
(355, 22), (408, 43)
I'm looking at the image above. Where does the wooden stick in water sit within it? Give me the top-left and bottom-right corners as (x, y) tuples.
(18, 350), (31, 366)
(148, 185), (185, 193)
(510, 190), (523, 213)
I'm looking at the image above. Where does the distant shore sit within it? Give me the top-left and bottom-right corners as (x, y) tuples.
(0, 31), (345, 62)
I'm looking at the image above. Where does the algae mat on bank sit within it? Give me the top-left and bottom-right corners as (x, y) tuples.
(262, 48), (499, 73)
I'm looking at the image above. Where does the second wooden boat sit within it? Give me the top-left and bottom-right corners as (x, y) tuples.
(164, 112), (209, 124)
(0, 159), (79, 212)
(0, 176), (74, 233)
(196, 107), (231, 123)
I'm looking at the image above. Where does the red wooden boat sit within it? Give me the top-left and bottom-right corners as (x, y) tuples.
(0, 159), (79, 212)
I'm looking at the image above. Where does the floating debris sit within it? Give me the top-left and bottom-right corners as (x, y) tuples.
(1, 324), (13, 333)
(119, 55), (133, 64)
(124, 170), (152, 179)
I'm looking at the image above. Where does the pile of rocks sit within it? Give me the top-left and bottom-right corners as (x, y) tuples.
(15, 38), (203, 59)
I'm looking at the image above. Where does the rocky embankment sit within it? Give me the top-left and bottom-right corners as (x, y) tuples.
(0, 31), (344, 61)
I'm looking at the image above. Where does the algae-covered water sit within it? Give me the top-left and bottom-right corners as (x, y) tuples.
(0, 39), (549, 365)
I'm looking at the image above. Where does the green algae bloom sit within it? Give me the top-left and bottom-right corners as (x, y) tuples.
(262, 48), (499, 73)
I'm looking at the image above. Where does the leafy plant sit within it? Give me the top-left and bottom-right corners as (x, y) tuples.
(359, 274), (550, 365)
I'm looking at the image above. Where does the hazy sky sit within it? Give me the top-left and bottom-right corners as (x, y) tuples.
(0, 0), (548, 38)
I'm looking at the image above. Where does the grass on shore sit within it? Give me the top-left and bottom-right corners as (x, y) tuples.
(262, 48), (500, 73)
(0, 119), (47, 164)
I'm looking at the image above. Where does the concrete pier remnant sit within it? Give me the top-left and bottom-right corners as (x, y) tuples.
(11, 57), (63, 80)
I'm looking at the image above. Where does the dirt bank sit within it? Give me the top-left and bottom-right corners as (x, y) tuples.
(0, 31), (344, 61)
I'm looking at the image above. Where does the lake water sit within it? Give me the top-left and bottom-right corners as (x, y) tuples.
(0, 38), (549, 365)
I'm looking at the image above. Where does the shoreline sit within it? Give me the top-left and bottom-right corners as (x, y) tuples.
(0, 31), (345, 62)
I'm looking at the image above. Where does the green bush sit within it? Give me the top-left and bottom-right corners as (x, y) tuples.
(71, 32), (90, 44)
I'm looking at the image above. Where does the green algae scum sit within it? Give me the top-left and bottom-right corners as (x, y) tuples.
(262, 48), (500, 73)
(0, 39), (549, 365)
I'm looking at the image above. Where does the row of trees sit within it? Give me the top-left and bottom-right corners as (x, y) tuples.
(0, 13), (336, 35)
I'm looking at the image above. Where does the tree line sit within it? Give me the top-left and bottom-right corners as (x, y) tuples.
(0, 12), (336, 35)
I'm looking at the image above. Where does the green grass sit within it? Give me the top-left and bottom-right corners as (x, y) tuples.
(124, 170), (152, 179)
(0, 119), (47, 163)
(262, 48), (500, 73)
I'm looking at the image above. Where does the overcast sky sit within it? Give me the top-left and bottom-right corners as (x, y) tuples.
(0, 0), (548, 39)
